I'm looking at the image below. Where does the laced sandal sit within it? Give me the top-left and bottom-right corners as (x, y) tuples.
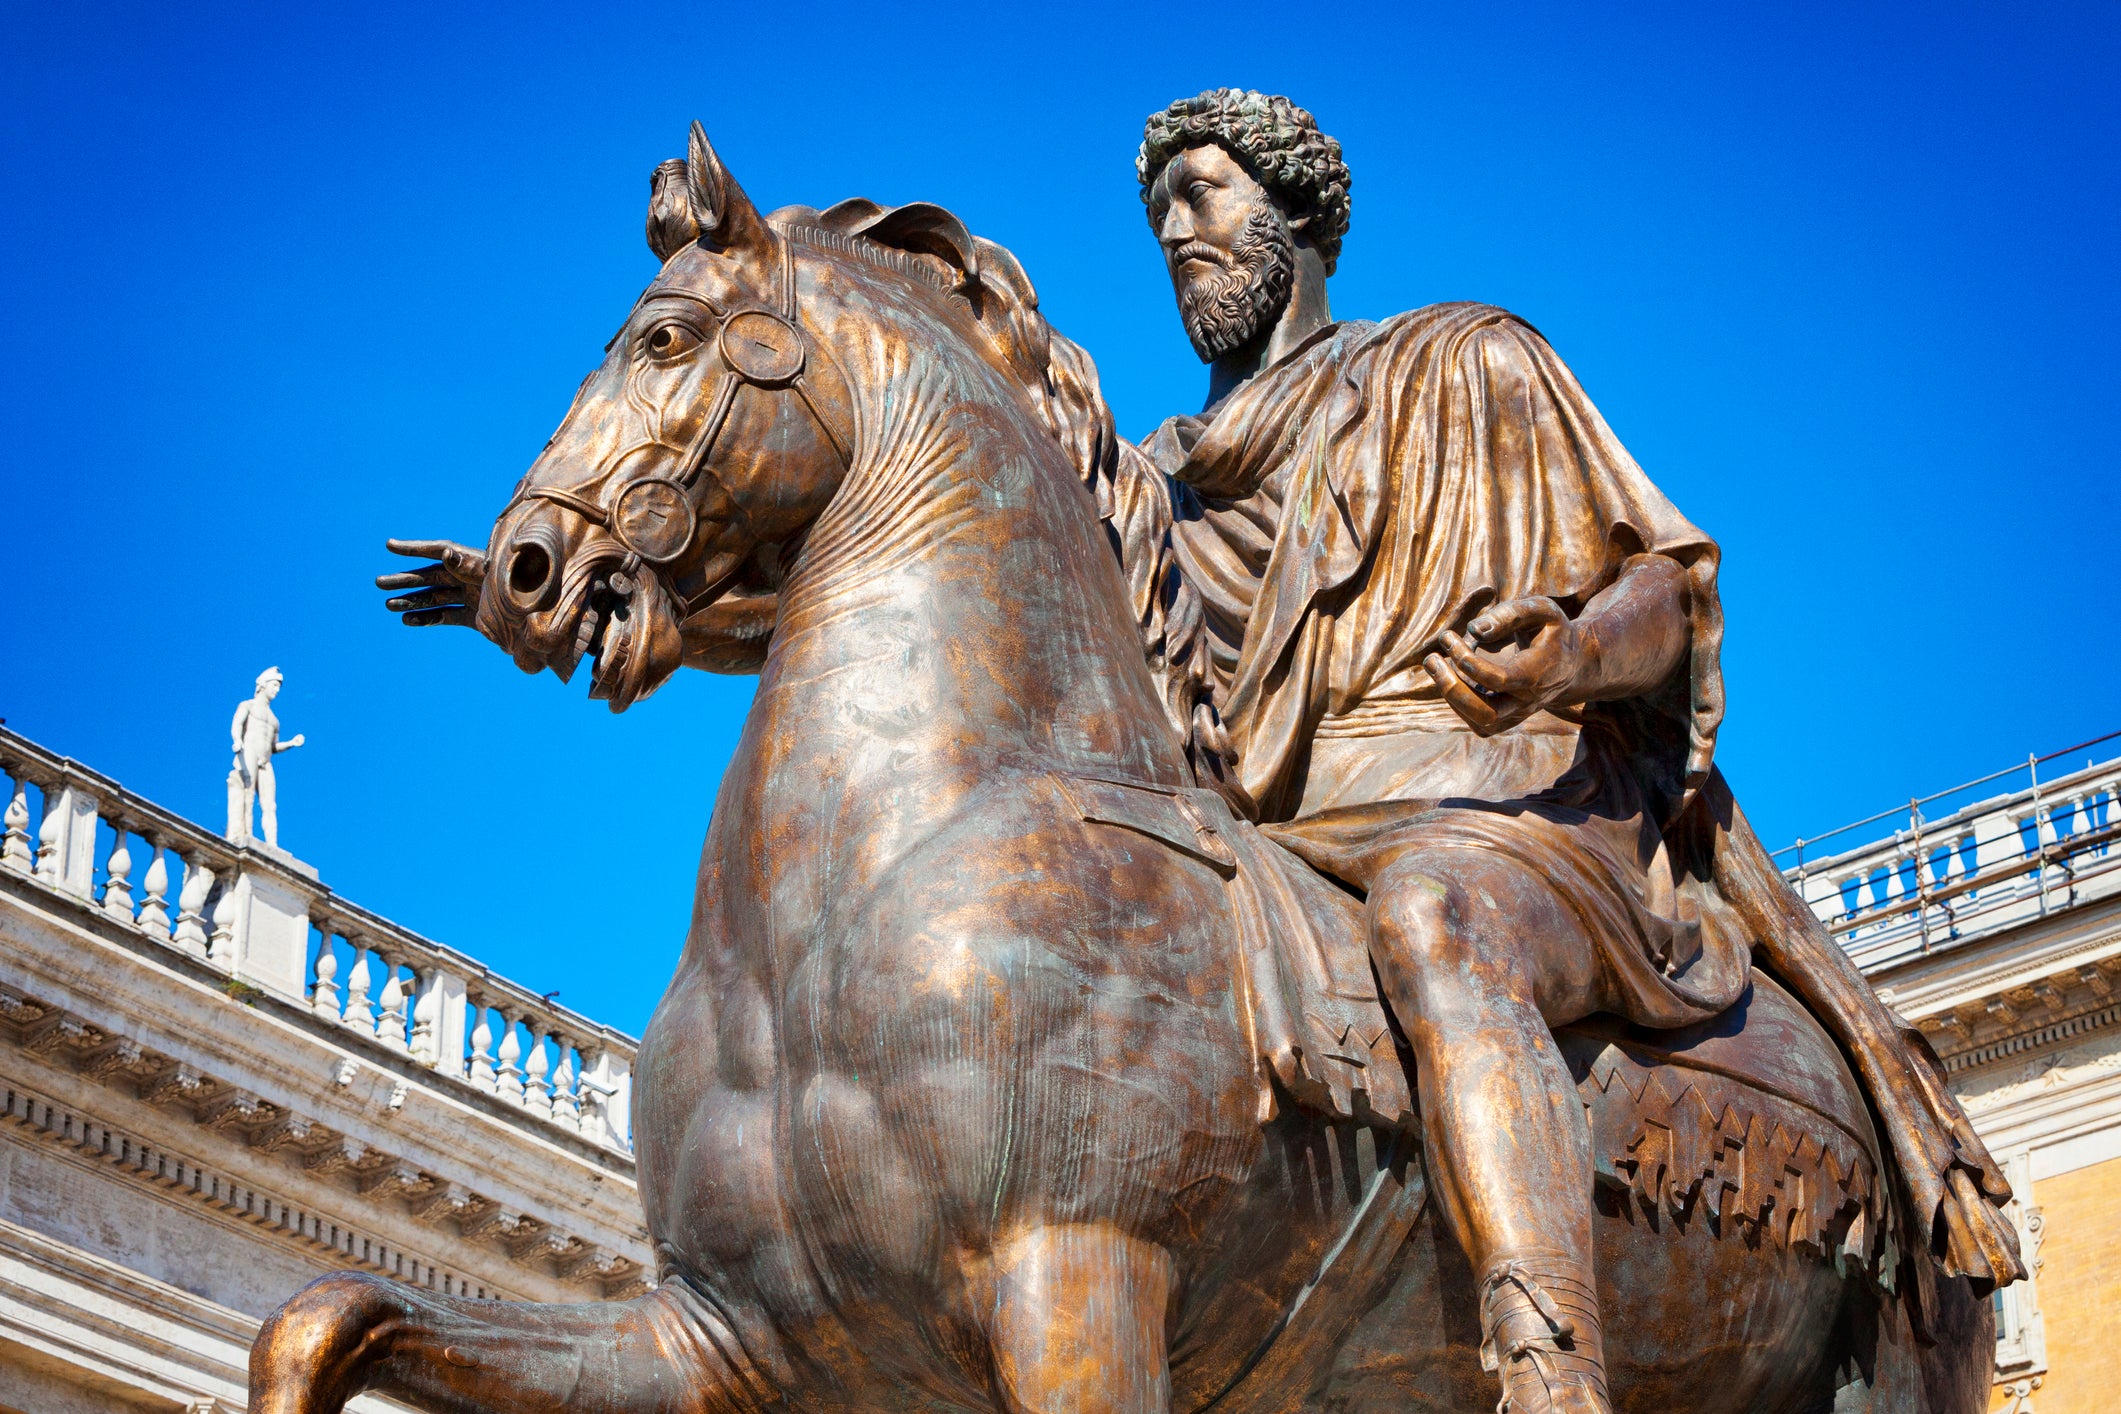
(1477, 1249), (1612, 1414)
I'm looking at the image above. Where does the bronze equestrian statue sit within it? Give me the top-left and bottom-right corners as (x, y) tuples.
(253, 97), (2019, 1414)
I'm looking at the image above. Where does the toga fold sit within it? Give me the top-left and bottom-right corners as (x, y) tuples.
(1070, 301), (2021, 1299)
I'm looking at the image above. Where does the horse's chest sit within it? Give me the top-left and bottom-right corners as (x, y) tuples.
(763, 801), (1265, 1256)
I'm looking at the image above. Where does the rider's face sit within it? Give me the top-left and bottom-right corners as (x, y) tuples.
(1149, 144), (1273, 288)
(1148, 145), (1296, 361)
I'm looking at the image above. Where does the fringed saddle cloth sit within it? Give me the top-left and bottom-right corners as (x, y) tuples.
(1052, 772), (1896, 1282)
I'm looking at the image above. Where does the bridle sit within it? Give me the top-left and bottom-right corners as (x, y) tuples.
(502, 230), (852, 586)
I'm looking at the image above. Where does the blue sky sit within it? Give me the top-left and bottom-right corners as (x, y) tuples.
(4, 3), (2116, 1036)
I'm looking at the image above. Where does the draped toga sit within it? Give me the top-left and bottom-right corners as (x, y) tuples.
(1063, 301), (2023, 1296)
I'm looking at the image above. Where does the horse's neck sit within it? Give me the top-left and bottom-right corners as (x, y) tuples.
(732, 334), (1188, 887)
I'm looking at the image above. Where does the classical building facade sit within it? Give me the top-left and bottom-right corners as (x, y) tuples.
(0, 726), (649, 1413)
(0, 721), (2115, 1413)
(1781, 743), (2121, 1414)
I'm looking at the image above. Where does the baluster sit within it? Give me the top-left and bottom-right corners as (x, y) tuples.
(34, 790), (63, 881)
(409, 964), (441, 1064)
(137, 842), (171, 934)
(607, 1058), (633, 1151)
(375, 954), (409, 1052)
(1836, 873), (1862, 922)
(523, 1027), (553, 1116)
(496, 1010), (526, 1105)
(549, 1032), (581, 1130)
(101, 824), (135, 920)
(33, 785), (97, 896)
(311, 933), (341, 1015)
(173, 860), (215, 956)
(467, 994), (498, 1091)
(410, 965), (467, 1073)
(3, 779), (34, 874)
(208, 879), (237, 962)
(576, 1045), (611, 1145)
(342, 943), (376, 1033)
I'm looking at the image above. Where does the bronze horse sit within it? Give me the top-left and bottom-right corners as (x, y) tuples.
(253, 127), (1990, 1414)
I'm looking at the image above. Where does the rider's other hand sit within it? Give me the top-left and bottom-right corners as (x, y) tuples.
(1424, 596), (1585, 737)
(376, 538), (488, 628)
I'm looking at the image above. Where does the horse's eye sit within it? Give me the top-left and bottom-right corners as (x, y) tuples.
(645, 322), (702, 360)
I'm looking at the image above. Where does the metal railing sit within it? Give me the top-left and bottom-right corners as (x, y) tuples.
(1776, 733), (2121, 970)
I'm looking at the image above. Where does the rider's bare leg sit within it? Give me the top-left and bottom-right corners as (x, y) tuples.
(251, 1270), (774, 1414)
(257, 762), (279, 847)
(1367, 849), (1613, 1414)
(983, 1222), (1174, 1414)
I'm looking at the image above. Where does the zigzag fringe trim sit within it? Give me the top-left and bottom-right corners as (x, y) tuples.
(1586, 1050), (1894, 1277)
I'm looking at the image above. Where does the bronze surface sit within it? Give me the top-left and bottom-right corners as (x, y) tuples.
(258, 102), (2013, 1414)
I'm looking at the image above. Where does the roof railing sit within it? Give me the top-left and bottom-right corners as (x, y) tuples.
(0, 725), (636, 1157)
(1773, 734), (2121, 968)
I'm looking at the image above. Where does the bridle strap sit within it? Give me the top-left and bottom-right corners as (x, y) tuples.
(505, 228), (853, 553)
(521, 485), (608, 526)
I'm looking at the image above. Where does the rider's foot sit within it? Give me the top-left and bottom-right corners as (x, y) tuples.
(1477, 1248), (1611, 1414)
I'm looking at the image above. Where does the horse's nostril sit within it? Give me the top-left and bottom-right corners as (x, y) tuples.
(509, 543), (553, 598)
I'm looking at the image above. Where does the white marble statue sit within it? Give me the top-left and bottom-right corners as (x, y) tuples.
(227, 667), (304, 848)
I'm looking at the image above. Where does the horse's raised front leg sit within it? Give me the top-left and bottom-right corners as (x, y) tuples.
(250, 1270), (775, 1414)
(984, 1223), (1175, 1414)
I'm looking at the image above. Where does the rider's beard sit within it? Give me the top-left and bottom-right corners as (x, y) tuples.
(1176, 203), (1296, 363)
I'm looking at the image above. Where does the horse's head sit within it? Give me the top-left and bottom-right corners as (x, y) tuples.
(476, 124), (857, 709)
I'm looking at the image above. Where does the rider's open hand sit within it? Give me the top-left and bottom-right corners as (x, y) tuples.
(1424, 596), (1587, 736)
(376, 538), (488, 628)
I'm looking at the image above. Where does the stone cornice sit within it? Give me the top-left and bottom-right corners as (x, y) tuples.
(1953, 1026), (2121, 1172)
(0, 1010), (649, 1300)
(1862, 898), (2121, 1077)
(0, 866), (634, 1176)
(0, 879), (651, 1298)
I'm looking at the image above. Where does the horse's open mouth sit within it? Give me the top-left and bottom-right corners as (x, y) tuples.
(533, 555), (683, 713)
(526, 536), (777, 709)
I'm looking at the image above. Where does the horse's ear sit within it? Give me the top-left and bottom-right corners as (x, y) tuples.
(646, 159), (699, 263)
(686, 121), (773, 262)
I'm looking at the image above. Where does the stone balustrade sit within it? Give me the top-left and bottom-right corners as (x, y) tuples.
(1780, 749), (2121, 970)
(0, 725), (636, 1158)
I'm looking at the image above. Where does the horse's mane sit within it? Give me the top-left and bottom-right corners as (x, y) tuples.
(768, 197), (1122, 551)
(772, 196), (1238, 805)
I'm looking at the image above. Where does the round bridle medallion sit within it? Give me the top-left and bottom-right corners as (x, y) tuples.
(501, 232), (848, 594)
(611, 478), (699, 563)
(720, 310), (806, 387)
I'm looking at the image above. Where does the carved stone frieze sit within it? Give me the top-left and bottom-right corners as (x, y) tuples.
(24, 1013), (102, 1056)
(198, 1087), (268, 1132)
(0, 984), (639, 1295)
(249, 1112), (321, 1154)
(1905, 944), (2121, 1074)
(357, 1160), (435, 1200)
(139, 1060), (210, 1108)
(409, 1182), (479, 1225)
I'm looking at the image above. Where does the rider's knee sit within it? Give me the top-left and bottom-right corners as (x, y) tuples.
(1367, 867), (1474, 975)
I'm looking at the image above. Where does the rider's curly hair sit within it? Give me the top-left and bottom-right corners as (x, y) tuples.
(1137, 89), (1352, 275)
